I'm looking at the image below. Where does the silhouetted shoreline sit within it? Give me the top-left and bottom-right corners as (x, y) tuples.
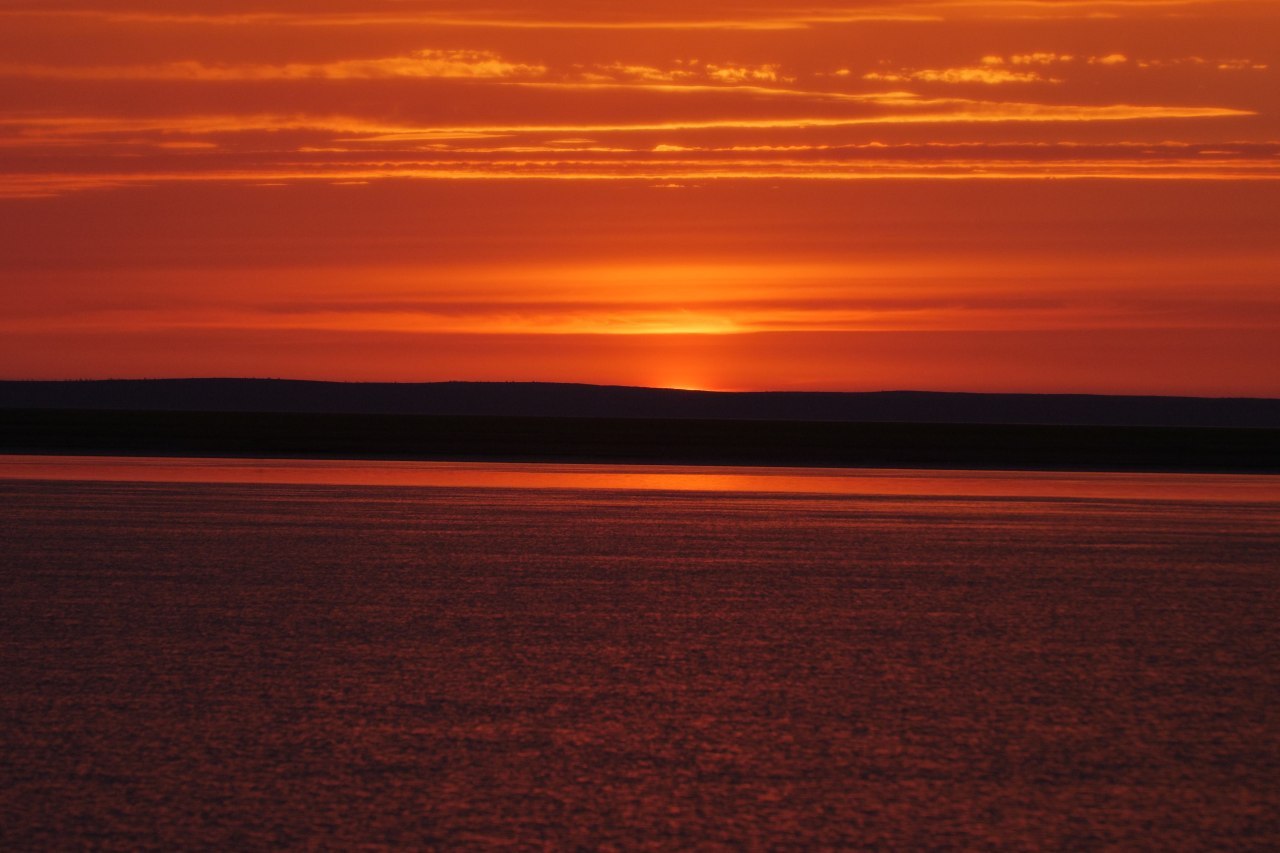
(4, 379), (1280, 429)
(2, 409), (1277, 474)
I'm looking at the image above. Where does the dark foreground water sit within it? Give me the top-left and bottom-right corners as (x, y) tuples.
(1, 459), (1278, 848)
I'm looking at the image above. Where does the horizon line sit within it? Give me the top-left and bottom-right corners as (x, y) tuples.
(2, 377), (1278, 403)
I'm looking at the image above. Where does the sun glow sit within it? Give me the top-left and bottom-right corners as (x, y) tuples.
(0, 0), (1276, 392)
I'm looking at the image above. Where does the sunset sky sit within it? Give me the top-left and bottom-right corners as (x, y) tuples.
(1, 0), (1277, 394)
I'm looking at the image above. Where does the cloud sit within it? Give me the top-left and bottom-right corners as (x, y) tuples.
(5, 154), (1276, 200)
(0, 0), (1255, 31)
(859, 49), (1274, 85)
(1135, 56), (1269, 71)
(1007, 53), (1075, 65)
(0, 97), (1255, 153)
(0, 50), (547, 81)
(0, 6), (937, 32)
(575, 60), (795, 87)
(14, 277), (1279, 338)
(1215, 59), (1269, 71)
(581, 63), (697, 84)
(864, 67), (1055, 85)
(371, 100), (1256, 138)
(863, 53), (1089, 84)
(705, 63), (789, 84)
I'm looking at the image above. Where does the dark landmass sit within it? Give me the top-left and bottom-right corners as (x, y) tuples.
(4, 379), (1280, 428)
(2, 409), (1277, 473)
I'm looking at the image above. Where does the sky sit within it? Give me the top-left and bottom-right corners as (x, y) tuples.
(1, 0), (1277, 394)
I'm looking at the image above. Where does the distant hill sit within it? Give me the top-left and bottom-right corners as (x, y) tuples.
(3, 379), (1279, 429)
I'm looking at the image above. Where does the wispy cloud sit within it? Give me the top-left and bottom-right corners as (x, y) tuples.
(858, 50), (1275, 85)
(340, 102), (1254, 142)
(864, 67), (1056, 85)
(2, 0), (1257, 31)
(0, 49), (546, 81)
(5, 156), (1277, 199)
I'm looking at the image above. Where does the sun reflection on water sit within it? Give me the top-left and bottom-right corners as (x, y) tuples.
(1, 455), (1278, 503)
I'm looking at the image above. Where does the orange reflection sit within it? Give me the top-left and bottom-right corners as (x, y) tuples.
(2, 456), (1279, 503)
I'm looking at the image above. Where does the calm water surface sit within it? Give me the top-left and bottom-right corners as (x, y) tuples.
(1, 457), (1277, 848)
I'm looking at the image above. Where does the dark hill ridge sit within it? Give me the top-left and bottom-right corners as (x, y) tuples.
(2, 379), (1280, 429)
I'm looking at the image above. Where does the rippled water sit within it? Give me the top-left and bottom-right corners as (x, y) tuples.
(1, 459), (1277, 848)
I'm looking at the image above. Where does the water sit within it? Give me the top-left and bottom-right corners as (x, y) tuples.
(2, 457), (1278, 848)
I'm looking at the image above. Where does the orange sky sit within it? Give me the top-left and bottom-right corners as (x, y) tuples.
(1, 0), (1277, 394)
